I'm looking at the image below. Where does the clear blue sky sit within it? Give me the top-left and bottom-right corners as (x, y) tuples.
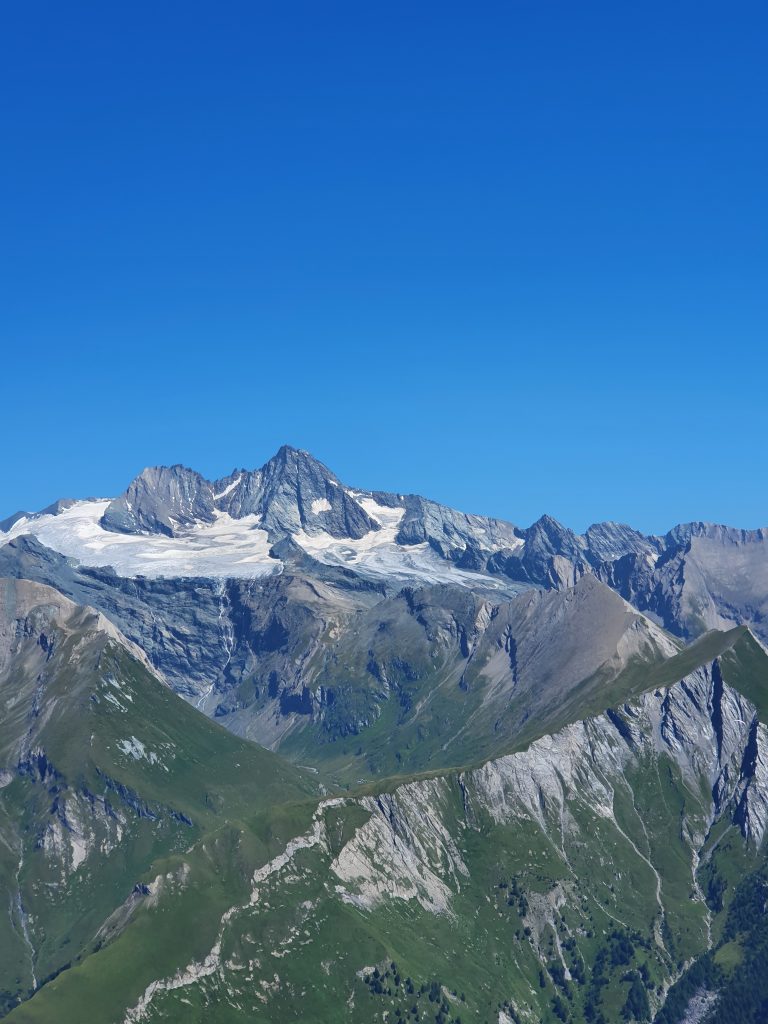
(2, 1), (766, 534)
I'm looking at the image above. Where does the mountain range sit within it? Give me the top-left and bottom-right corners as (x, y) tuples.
(1, 446), (768, 1023)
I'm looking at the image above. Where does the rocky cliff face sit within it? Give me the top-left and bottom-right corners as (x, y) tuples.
(21, 448), (768, 641)
(101, 447), (380, 542)
(597, 527), (768, 642)
(113, 640), (768, 1024)
(0, 535), (382, 730)
(331, 653), (768, 917)
(0, 532), (712, 783)
(215, 446), (381, 540)
(6, 450), (768, 1023)
(101, 465), (217, 537)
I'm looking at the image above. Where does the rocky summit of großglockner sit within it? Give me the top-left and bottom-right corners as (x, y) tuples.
(99, 446), (380, 542)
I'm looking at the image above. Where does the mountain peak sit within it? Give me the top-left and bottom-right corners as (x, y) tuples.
(100, 448), (381, 543)
(261, 444), (339, 484)
(524, 514), (582, 555)
(100, 464), (215, 537)
(272, 443), (313, 461)
(219, 445), (379, 540)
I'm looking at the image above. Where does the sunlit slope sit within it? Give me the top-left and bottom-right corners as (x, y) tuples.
(0, 578), (316, 1015)
(8, 628), (768, 1024)
(276, 576), (682, 778)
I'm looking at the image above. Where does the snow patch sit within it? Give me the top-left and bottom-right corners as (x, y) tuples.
(294, 497), (519, 594)
(1, 500), (280, 580)
(214, 476), (243, 500)
(118, 737), (159, 765)
(2, 495), (524, 594)
(103, 691), (126, 711)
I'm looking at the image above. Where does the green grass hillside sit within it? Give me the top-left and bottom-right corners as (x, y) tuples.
(0, 579), (317, 1016)
(7, 613), (768, 1023)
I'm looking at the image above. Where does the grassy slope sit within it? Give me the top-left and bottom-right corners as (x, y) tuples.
(279, 618), (747, 787)
(718, 628), (768, 721)
(11, 743), (736, 1024)
(6, 611), (766, 1024)
(9, 628), (767, 1024)
(327, 626), (752, 794)
(0, 615), (318, 1019)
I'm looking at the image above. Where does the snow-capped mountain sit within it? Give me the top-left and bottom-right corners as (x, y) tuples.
(1, 447), (525, 590)
(4, 445), (768, 642)
(3, 449), (768, 1024)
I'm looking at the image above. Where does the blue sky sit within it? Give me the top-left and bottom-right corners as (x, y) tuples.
(1, 1), (766, 533)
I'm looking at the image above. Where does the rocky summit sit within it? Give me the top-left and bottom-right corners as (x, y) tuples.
(1, 448), (768, 1023)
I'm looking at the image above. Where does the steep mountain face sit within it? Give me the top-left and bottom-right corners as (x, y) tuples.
(272, 575), (681, 778)
(6, 629), (768, 1024)
(583, 520), (659, 563)
(2, 441), (768, 1024)
(0, 578), (315, 1016)
(4, 446), (768, 784)
(0, 535), (678, 782)
(215, 446), (381, 540)
(101, 447), (380, 542)
(101, 466), (216, 536)
(598, 525), (768, 642)
(0, 534), (386, 735)
(386, 492), (522, 563)
(6, 447), (768, 638)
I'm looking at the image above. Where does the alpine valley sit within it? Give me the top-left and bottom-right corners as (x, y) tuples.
(1, 446), (768, 1024)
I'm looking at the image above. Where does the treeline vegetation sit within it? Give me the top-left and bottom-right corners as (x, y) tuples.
(362, 962), (466, 1023)
(655, 863), (768, 1024)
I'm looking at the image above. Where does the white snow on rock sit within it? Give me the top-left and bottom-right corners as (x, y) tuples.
(295, 497), (518, 593)
(213, 475), (243, 500)
(1, 501), (279, 580)
(1, 496), (522, 592)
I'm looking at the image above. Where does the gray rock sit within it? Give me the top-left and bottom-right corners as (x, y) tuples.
(216, 445), (380, 540)
(0, 498), (77, 534)
(583, 520), (660, 563)
(595, 525), (768, 640)
(101, 465), (215, 537)
(391, 493), (521, 566)
(99, 447), (380, 543)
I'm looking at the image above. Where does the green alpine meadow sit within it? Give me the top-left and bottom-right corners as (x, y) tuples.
(2, 451), (768, 1023)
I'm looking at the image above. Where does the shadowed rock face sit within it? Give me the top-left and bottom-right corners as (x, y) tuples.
(583, 520), (660, 563)
(391, 494), (521, 562)
(0, 535), (373, 703)
(0, 538), (674, 774)
(595, 526), (768, 640)
(214, 445), (380, 540)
